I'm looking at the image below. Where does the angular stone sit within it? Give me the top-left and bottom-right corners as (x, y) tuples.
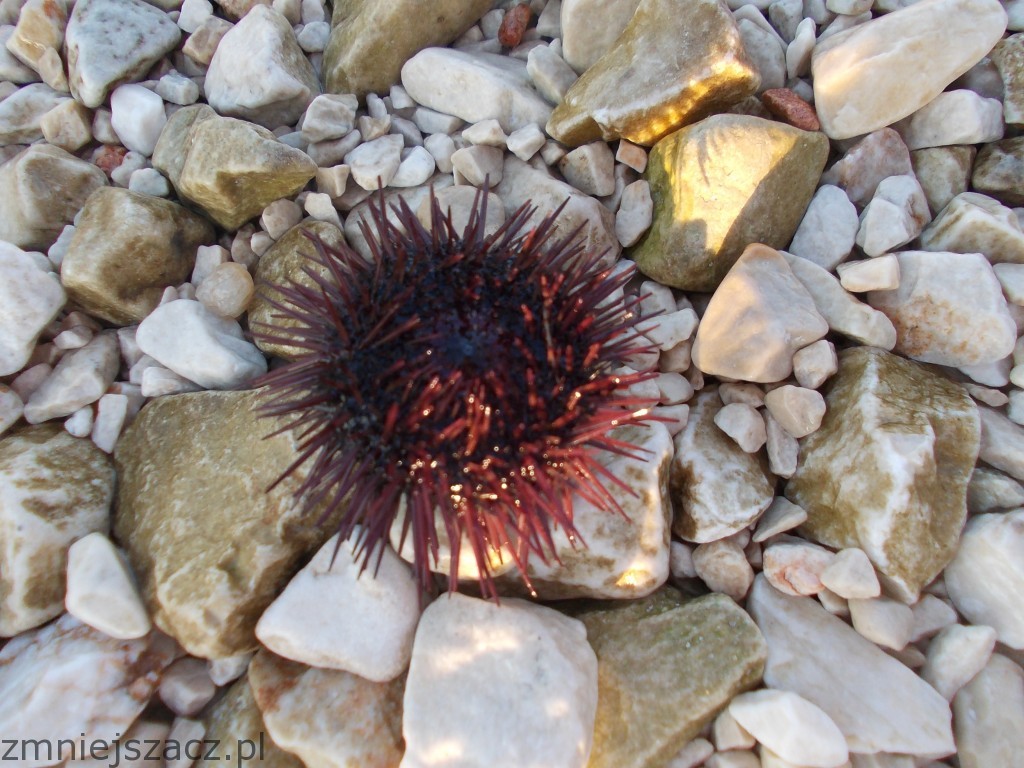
(579, 590), (766, 768)
(249, 220), (347, 359)
(991, 33), (1024, 125)
(920, 191), (1024, 264)
(0, 82), (68, 144)
(867, 251), (1016, 367)
(820, 128), (913, 206)
(0, 424), (113, 636)
(811, 0), (1008, 139)
(631, 114), (827, 291)
(401, 48), (552, 134)
(972, 137), (1024, 206)
(198, 677), (304, 768)
(671, 389), (774, 543)
(23, 331), (119, 422)
(954, 654), (1024, 768)
(0, 241), (65, 376)
(911, 145), (976, 214)
(692, 245), (828, 383)
(749, 576), (955, 757)
(248, 651), (404, 768)
(61, 187), (215, 325)
(786, 347), (979, 602)
(788, 185), (859, 271)
(65, 0), (181, 108)
(496, 155), (620, 264)
(114, 390), (335, 658)
(156, 112), (317, 230)
(894, 89), (1004, 150)
(204, 5), (320, 129)
(978, 405), (1024, 483)
(324, 0), (489, 97)
(6, 0), (66, 72)
(0, 26), (40, 83)
(547, 0), (758, 147)
(559, 0), (640, 73)
(728, 690), (848, 768)
(0, 614), (177, 768)
(403, 594), (597, 768)
(499, 423), (673, 600)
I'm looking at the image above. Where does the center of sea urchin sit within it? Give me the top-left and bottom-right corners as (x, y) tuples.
(254, 190), (659, 598)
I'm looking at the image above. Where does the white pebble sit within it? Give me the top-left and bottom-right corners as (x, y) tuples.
(24, 332), (119, 423)
(64, 405), (94, 438)
(667, 739), (715, 768)
(345, 134), (404, 190)
(920, 624), (997, 700)
(837, 255), (900, 292)
(762, 540), (833, 596)
(0, 386), (23, 436)
(91, 393), (128, 453)
(159, 657), (217, 716)
(848, 596), (915, 650)
(155, 70), (200, 105)
(765, 412), (799, 478)
(752, 497), (808, 543)
(714, 708), (756, 751)
(506, 123), (547, 161)
(208, 653), (253, 686)
(616, 140), (648, 173)
(462, 118), (508, 147)
(792, 340), (838, 390)
(166, 718), (205, 768)
(729, 689), (849, 768)
(615, 179), (653, 247)
(763, 385), (826, 439)
(558, 141), (614, 197)
(669, 540), (697, 579)
(719, 382), (765, 408)
(820, 548), (880, 600)
(451, 144), (503, 186)
(177, 0), (212, 33)
(65, 532), (151, 640)
(301, 93), (358, 144)
(303, 191), (343, 228)
(714, 402), (767, 453)
(260, 198), (303, 240)
(195, 262), (254, 319)
(110, 84), (167, 156)
(297, 20), (330, 52)
(692, 538), (755, 601)
(655, 372), (693, 405)
(424, 132), (457, 173)
(390, 145), (436, 187)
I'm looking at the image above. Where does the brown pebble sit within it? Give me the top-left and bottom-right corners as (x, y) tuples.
(94, 145), (128, 178)
(761, 88), (821, 132)
(498, 3), (532, 48)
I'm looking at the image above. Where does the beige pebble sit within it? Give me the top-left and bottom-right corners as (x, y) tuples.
(692, 538), (755, 601)
(159, 656), (217, 716)
(714, 402), (767, 453)
(719, 382), (765, 408)
(753, 497), (808, 543)
(764, 384), (826, 438)
(849, 596), (915, 650)
(195, 262), (255, 319)
(765, 412), (799, 478)
(837, 255), (901, 292)
(763, 540), (834, 596)
(714, 708), (756, 751)
(792, 340), (838, 390)
(820, 548), (880, 599)
(920, 623), (997, 700)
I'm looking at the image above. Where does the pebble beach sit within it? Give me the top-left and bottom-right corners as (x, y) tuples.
(1, 0), (1023, 766)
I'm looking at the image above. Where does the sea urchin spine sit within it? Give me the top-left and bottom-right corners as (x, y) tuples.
(253, 190), (660, 597)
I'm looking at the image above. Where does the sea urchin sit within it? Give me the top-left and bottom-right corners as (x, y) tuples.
(253, 190), (659, 598)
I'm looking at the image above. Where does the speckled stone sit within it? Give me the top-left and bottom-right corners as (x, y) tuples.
(786, 347), (979, 603)
(114, 390), (335, 659)
(248, 650), (404, 768)
(323, 0), (491, 97)
(547, 0), (759, 147)
(249, 220), (348, 360)
(61, 187), (215, 325)
(154, 111), (317, 231)
(197, 676), (305, 768)
(630, 114), (828, 291)
(65, 0), (181, 108)
(0, 424), (114, 636)
(576, 589), (766, 768)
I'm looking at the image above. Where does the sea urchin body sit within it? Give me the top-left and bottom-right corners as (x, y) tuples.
(253, 190), (659, 597)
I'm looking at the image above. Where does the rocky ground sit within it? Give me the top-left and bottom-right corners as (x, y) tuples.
(0, 0), (1023, 766)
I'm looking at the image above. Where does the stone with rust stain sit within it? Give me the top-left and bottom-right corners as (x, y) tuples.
(630, 114), (828, 291)
(198, 675), (305, 768)
(248, 650), (404, 768)
(114, 390), (335, 659)
(575, 589), (766, 768)
(61, 187), (215, 325)
(546, 0), (759, 147)
(786, 347), (979, 603)
(323, 0), (492, 97)
(249, 220), (348, 360)
(0, 424), (114, 636)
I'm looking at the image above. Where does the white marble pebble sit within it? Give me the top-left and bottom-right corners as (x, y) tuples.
(110, 150), (148, 187)
(819, 548), (880, 599)
(837, 255), (900, 292)
(962, 358), (1011, 388)
(65, 532), (151, 640)
(654, 372), (693, 405)
(729, 689), (849, 768)
(389, 83), (415, 111)
(178, 0), (212, 32)
(615, 180), (653, 247)
(895, 90), (1004, 150)
(752, 497), (807, 543)
(762, 540), (833, 596)
(191, 244), (229, 286)
(527, 44), (577, 103)
(13, 364), (53, 401)
(91, 393), (128, 453)
(659, 340), (691, 373)
(300, 191), (342, 228)
(994, 263), (1024, 306)
(763, 385), (826, 439)
(54, 326), (93, 350)
(714, 402), (767, 453)
(792, 340), (837, 390)
(155, 70), (199, 105)
(249, 230), (276, 257)
(423, 132), (457, 173)
(64, 405), (94, 437)
(719, 383), (765, 408)
(412, 106), (464, 135)
(848, 596), (914, 650)
(207, 653), (253, 686)
(390, 146), (436, 187)
(344, 133), (404, 190)
(0, 242), (66, 376)
(817, 588), (849, 618)
(47, 225), (77, 270)
(856, 175), (930, 257)
(789, 185), (859, 271)
(315, 165), (350, 198)
(558, 141), (614, 197)
(39, 100), (92, 152)
(462, 118), (507, 147)
(195, 262), (254, 318)
(390, 115), (423, 146)
(786, 17), (815, 79)
(1009, 390), (1024, 425)
(0, 385), (23, 436)
(615, 140), (647, 173)
(706, 751), (760, 768)
(765, 411), (799, 478)
(738, 18), (785, 91)
(297, 20), (329, 52)
(301, 93), (358, 144)
(357, 114), (391, 141)
(24, 332), (119, 423)
(966, 383), (1008, 408)
(300, 0), (324, 22)
(639, 279), (676, 317)
(920, 624), (997, 701)
(451, 144), (503, 186)
(669, 540), (697, 579)
(692, 539), (755, 601)
(653, 404), (689, 436)
(109, 84), (166, 156)
(826, 0), (871, 12)
(128, 167), (171, 197)
(666, 739), (715, 768)
(165, 718), (205, 768)
(159, 657), (217, 716)
(540, 139), (567, 165)
(260, 198), (303, 239)
(714, 708), (756, 751)
(644, 309), (699, 350)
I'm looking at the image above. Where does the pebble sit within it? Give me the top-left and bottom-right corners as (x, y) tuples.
(692, 538), (755, 601)
(944, 510), (1024, 648)
(505, 123), (546, 160)
(714, 403), (767, 453)
(811, 0), (1008, 139)
(109, 83), (166, 156)
(344, 133), (403, 190)
(894, 89), (1004, 149)
(967, 466), (1024, 512)
(819, 548), (880, 600)
(177, 0), (212, 32)
(837, 256), (901, 292)
(136, 299), (267, 389)
(764, 385), (826, 439)
(692, 245), (829, 383)
(856, 175), (931, 257)
(820, 128), (914, 206)
(260, 198), (302, 239)
(0, 26), (40, 83)
(0, 386), (22, 436)
(402, 593), (598, 768)
(761, 87), (821, 131)
(792, 339), (838, 390)
(462, 118), (507, 146)
(417, 186), (506, 237)
(911, 146), (976, 214)
(128, 167), (171, 196)
(401, 47), (552, 133)
(739, 17), (786, 92)
(159, 657), (216, 716)
(910, 594), (959, 642)
(848, 596), (914, 650)
(763, 540), (834, 596)
(728, 689), (849, 768)
(0, 240), (66, 376)
(867, 251), (1016, 367)
(38, 99), (92, 152)
(953, 654), (1024, 768)
(256, 533), (420, 681)
(451, 143), (503, 186)
(64, 531), (151, 640)
(65, 0), (181, 108)
(23, 331), (119, 423)
(90, 392), (127, 452)
(296, 19), (329, 52)
(155, 70), (199, 105)
(0, 82), (69, 144)
(920, 624), (998, 700)
(766, 411), (800, 478)
(526, 43), (577, 103)
(559, 141), (614, 196)
(919, 191), (1024, 264)
(180, 15), (231, 65)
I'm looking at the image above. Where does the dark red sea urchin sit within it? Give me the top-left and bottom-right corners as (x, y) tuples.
(253, 189), (660, 598)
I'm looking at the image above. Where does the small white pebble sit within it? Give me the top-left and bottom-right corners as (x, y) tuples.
(652, 404), (689, 436)
(64, 405), (94, 437)
(160, 657), (217, 716)
(705, 751), (761, 768)
(669, 540), (697, 579)
(390, 146), (436, 188)
(792, 340), (837, 390)
(920, 624), (997, 700)
(692, 539), (754, 601)
(714, 708), (756, 751)
(714, 402), (767, 453)
(155, 70), (200, 105)
(191, 244), (230, 286)
(615, 140), (648, 173)
(655, 372), (693, 405)
(195, 262), (255, 319)
(644, 309), (699, 351)
(819, 548), (880, 599)
(848, 596), (915, 650)
(91, 393), (128, 453)
(506, 124), (546, 161)
(316, 165), (350, 198)
(302, 191), (343, 228)
(615, 180), (653, 247)
(11, 363), (52, 402)
(666, 738), (715, 768)
(837, 254), (900, 292)
(765, 412), (799, 478)
(752, 497), (807, 543)
(719, 382), (765, 408)
(763, 385), (826, 438)
(261, 198), (303, 240)
(558, 141), (615, 197)
(762, 540), (833, 596)
(910, 594), (959, 642)
(53, 326), (94, 350)
(729, 689), (848, 768)
(297, 20), (330, 52)
(65, 532), (151, 640)
(389, 84), (415, 111)
(250, 231), (276, 257)
(462, 118), (508, 147)
(140, 366), (202, 397)
(110, 84), (166, 156)
(423, 133), (457, 174)
(208, 653), (253, 686)
(451, 145), (503, 186)
(178, 0), (213, 32)
(0, 386), (23, 436)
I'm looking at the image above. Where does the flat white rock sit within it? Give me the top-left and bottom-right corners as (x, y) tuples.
(894, 89), (1004, 149)
(135, 299), (267, 389)
(0, 241), (65, 376)
(728, 689), (849, 768)
(401, 593), (598, 768)
(811, 0), (1008, 139)
(24, 331), (119, 423)
(788, 185), (859, 270)
(401, 47), (553, 133)
(919, 191), (1024, 264)
(65, 532), (151, 640)
(256, 533), (420, 682)
(944, 510), (1024, 648)
(749, 576), (955, 757)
